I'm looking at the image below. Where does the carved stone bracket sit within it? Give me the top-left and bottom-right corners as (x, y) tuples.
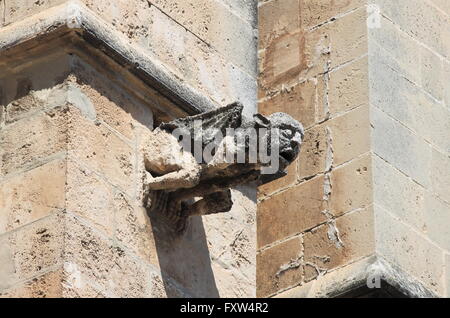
(141, 102), (304, 235)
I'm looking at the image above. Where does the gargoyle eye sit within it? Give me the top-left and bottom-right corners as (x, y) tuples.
(282, 129), (294, 138)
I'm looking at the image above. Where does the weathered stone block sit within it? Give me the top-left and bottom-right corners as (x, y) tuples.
(297, 123), (328, 179)
(260, 32), (302, 91)
(369, 56), (421, 129)
(0, 269), (63, 298)
(64, 213), (151, 297)
(203, 188), (256, 282)
(424, 194), (450, 251)
(4, 0), (66, 25)
(0, 106), (67, 176)
(326, 7), (368, 69)
(148, 0), (257, 76)
(304, 206), (375, 282)
(0, 159), (66, 235)
(0, 212), (64, 291)
(374, 204), (445, 295)
(258, 158), (297, 198)
(328, 57), (369, 116)
(212, 262), (255, 297)
(220, 0), (257, 28)
(373, 155), (426, 232)
(329, 105), (370, 167)
(114, 192), (159, 267)
(256, 236), (302, 297)
(300, 0), (366, 28)
(368, 16), (421, 84)
(430, 149), (450, 203)
(258, 176), (327, 248)
(66, 159), (115, 238)
(421, 47), (444, 101)
(330, 154), (372, 216)
(67, 106), (135, 196)
(259, 78), (320, 130)
(370, 58), (450, 153)
(258, 0), (300, 49)
(371, 106), (432, 188)
(373, 0), (450, 59)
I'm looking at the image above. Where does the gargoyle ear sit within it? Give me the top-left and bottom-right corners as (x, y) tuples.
(253, 113), (270, 128)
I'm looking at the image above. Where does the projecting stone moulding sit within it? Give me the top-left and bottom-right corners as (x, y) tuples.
(0, 0), (218, 120)
(142, 102), (304, 235)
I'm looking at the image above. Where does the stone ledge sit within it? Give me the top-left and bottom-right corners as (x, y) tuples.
(0, 0), (217, 117)
(274, 255), (438, 298)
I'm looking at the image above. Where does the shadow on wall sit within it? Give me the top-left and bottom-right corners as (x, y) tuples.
(72, 52), (221, 298)
(148, 213), (220, 298)
(0, 48), (221, 297)
(73, 53), (221, 297)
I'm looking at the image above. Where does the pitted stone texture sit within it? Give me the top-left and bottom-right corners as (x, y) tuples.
(300, 0), (366, 28)
(258, 0), (300, 49)
(66, 159), (115, 238)
(371, 106), (432, 188)
(373, 155), (426, 232)
(330, 154), (372, 217)
(67, 106), (135, 196)
(375, 205), (445, 295)
(297, 124), (328, 179)
(258, 176), (327, 248)
(372, 0), (450, 59)
(259, 78), (322, 130)
(0, 159), (66, 235)
(328, 105), (370, 167)
(114, 193), (160, 268)
(0, 212), (64, 291)
(3, 0), (66, 25)
(303, 206), (375, 282)
(257, 236), (303, 297)
(64, 213), (151, 298)
(430, 150), (450, 204)
(0, 270), (63, 298)
(328, 57), (369, 116)
(424, 194), (450, 251)
(0, 106), (67, 176)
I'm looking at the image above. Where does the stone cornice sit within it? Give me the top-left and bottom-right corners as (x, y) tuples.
(0, 0), (217, 117)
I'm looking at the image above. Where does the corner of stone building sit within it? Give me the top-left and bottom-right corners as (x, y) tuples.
(258, 0), (450, 298)
(1, 0), (258, 298)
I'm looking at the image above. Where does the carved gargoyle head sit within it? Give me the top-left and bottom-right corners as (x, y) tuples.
(142, 102), (304, 235)
(253, 111), (304, 173)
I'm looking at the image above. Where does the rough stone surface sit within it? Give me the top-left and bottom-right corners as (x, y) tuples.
(257, 236), (303, 297)
(374, 205), (445, 295)
(0, 159), (66, 235)
(258, 176), (327, 248)
(303, 206), (375, 281)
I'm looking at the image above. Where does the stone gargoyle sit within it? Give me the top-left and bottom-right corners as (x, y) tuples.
(141, 102), (304, 234)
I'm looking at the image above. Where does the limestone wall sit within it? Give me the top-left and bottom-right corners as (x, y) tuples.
(369, 0), (450, 296)
(0, 0), (257, 297)
(257, 0), (373, 298)
(257, 0), (450, 298)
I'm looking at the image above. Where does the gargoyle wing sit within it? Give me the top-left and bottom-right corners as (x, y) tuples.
(159, 102), (244, 149)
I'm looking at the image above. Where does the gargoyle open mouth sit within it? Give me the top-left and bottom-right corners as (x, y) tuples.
(280, 149), (296, 163)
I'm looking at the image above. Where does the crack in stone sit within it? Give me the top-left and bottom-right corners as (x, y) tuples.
(327, 220), (344, 249)
(275, 256), (302, 278)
